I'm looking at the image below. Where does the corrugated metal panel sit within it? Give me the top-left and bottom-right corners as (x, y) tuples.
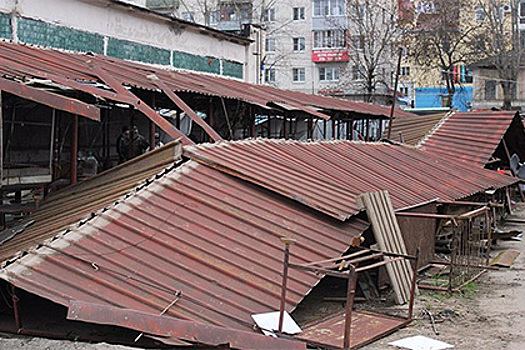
(420, 111), (520, 166)
(0, 141), (183, 264)
(185, 139), (517, 221)
(0, 40), (414, 120)
(385, 113), (446, 145)
(1, 160), (368, 334)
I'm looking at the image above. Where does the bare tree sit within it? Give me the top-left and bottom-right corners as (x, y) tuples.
(340, 0), (400, 102)
(473, 0), (522, 110)
(404, 0), (482, 108)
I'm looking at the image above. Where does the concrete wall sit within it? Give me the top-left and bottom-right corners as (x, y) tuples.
(0, 0), (248, 80)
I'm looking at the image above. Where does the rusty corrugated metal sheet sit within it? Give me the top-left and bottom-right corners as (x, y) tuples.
(384, 113), (446, 145)
(0, 40), (414, 120)
(298, 311), (408, 349)
(420, 111), (521, 166)
(67, 301), (307, 349)
(185, 139), (517, 221)
(0, 159), (368, 336)
(0, 141), (183, 264)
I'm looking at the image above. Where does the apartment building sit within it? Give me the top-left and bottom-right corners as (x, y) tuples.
(137, 0), (398, 103)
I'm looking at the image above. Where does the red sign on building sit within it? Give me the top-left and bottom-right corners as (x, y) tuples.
(312, 50), (349, 63)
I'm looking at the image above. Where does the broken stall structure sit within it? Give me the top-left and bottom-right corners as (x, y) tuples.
(0, 138), (516, 349)
(0, 41), (416, 228)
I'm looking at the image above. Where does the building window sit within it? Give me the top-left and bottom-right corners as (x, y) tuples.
(293, 68), (306, 82)
(207, 11), (218, 25)
(319, 66), (340, 81)
(475, 6), (485, 22)
(400, 86), (409, 95)
(293, 37), (306, 52)
(485, 80), (496, 100)
(265, 68), (276, 83)
(293, 7), (305, 20)
(352, 65), (362, 80)
(265, 37), (275, 53)
(263, 8), (276, 22)
(313, 0), (345, 17)
(400, 66), (410, 76)
(182, 12), (195, 22)
(350, 35), (363, 51)
(313, 30), (346, 49)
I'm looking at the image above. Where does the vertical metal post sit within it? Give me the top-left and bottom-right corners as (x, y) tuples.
(387, 48), (403, 139)
(11, 284), (21, 331)
(0, 91), (3, 194)
(250, 105), (255, 138)
(208, 101), (214, 143)
(343, 265), (358, 350)
(323, 119), (327, 139)
(150, 94), (156, 148)
(278, 237), (295, 333)
(408, 248), (420, 320)
(485, 209), (492, 266)
(365, 118), (370, 141)
(70, 115), (78, 185)
(0, 91), (3, 228)
(283, 115), (288, 139)
(332, 118), (336, 139)
(176, 110), (181, 130)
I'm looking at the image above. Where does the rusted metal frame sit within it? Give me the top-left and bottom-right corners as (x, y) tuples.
(395, 212), (455, 219)
(300, 250), (369, 267)
(67, 301), (307, 349)
(289, 263), (351, 279)
(341, 253), (385, 268)
(451, 269), (487, 292)
(220, 97), (234, 140)
(343, 266), (357, 350)
(459, 206), (488, 219)
(148, 74), (222, 142)
(149, 94), (156, 147)
(87, 63), (193, 145)
(436, 200), (489, 206)
(355, 257), (404, 273)
(0, 77), (100, 121)
(353, 245), (418, 261)
(407, 248), (420, 320)
(278, 238), (293, 334)
(429, 260), (499, 271)
(502, 137), (525, 200)
(70, 115), (79, 185)
(249, 105), (255, 137)
(10, 284), (21, 331)
(0, 59), (137, 105)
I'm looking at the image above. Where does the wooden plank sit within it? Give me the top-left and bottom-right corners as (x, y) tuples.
(356, 190), (415, 304)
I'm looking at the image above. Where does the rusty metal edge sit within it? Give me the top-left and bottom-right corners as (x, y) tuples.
(67, 300), (307, 350)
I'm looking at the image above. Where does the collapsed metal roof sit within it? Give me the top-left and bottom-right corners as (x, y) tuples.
(185, 139), (517, 221)
(0, 148), (368, 340)
(419, 111), (525, 167)
(0, 40), (414, 131)
(383, 112), (446, 145)
(0, 139), (517, 347)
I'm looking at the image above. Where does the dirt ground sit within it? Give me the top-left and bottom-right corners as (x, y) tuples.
(1, 206), (524, 350)
(363, 203), (525, 350)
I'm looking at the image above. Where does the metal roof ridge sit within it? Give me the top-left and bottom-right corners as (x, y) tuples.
(416, 110), (456, 148)
(0, 159), (192, 271)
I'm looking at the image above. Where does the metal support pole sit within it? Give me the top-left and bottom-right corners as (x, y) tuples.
(387, 48), (403, 139)
(250, 106), (255, 138)
(278, 237), (295, 333)
(70, 115), (78, 185)
(150, 94), (156, 148)
(208, 101), (214, 143)
(11, 284), (21, 331)
(408, 248), (420, 320)
(343, 265), (357, 350)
